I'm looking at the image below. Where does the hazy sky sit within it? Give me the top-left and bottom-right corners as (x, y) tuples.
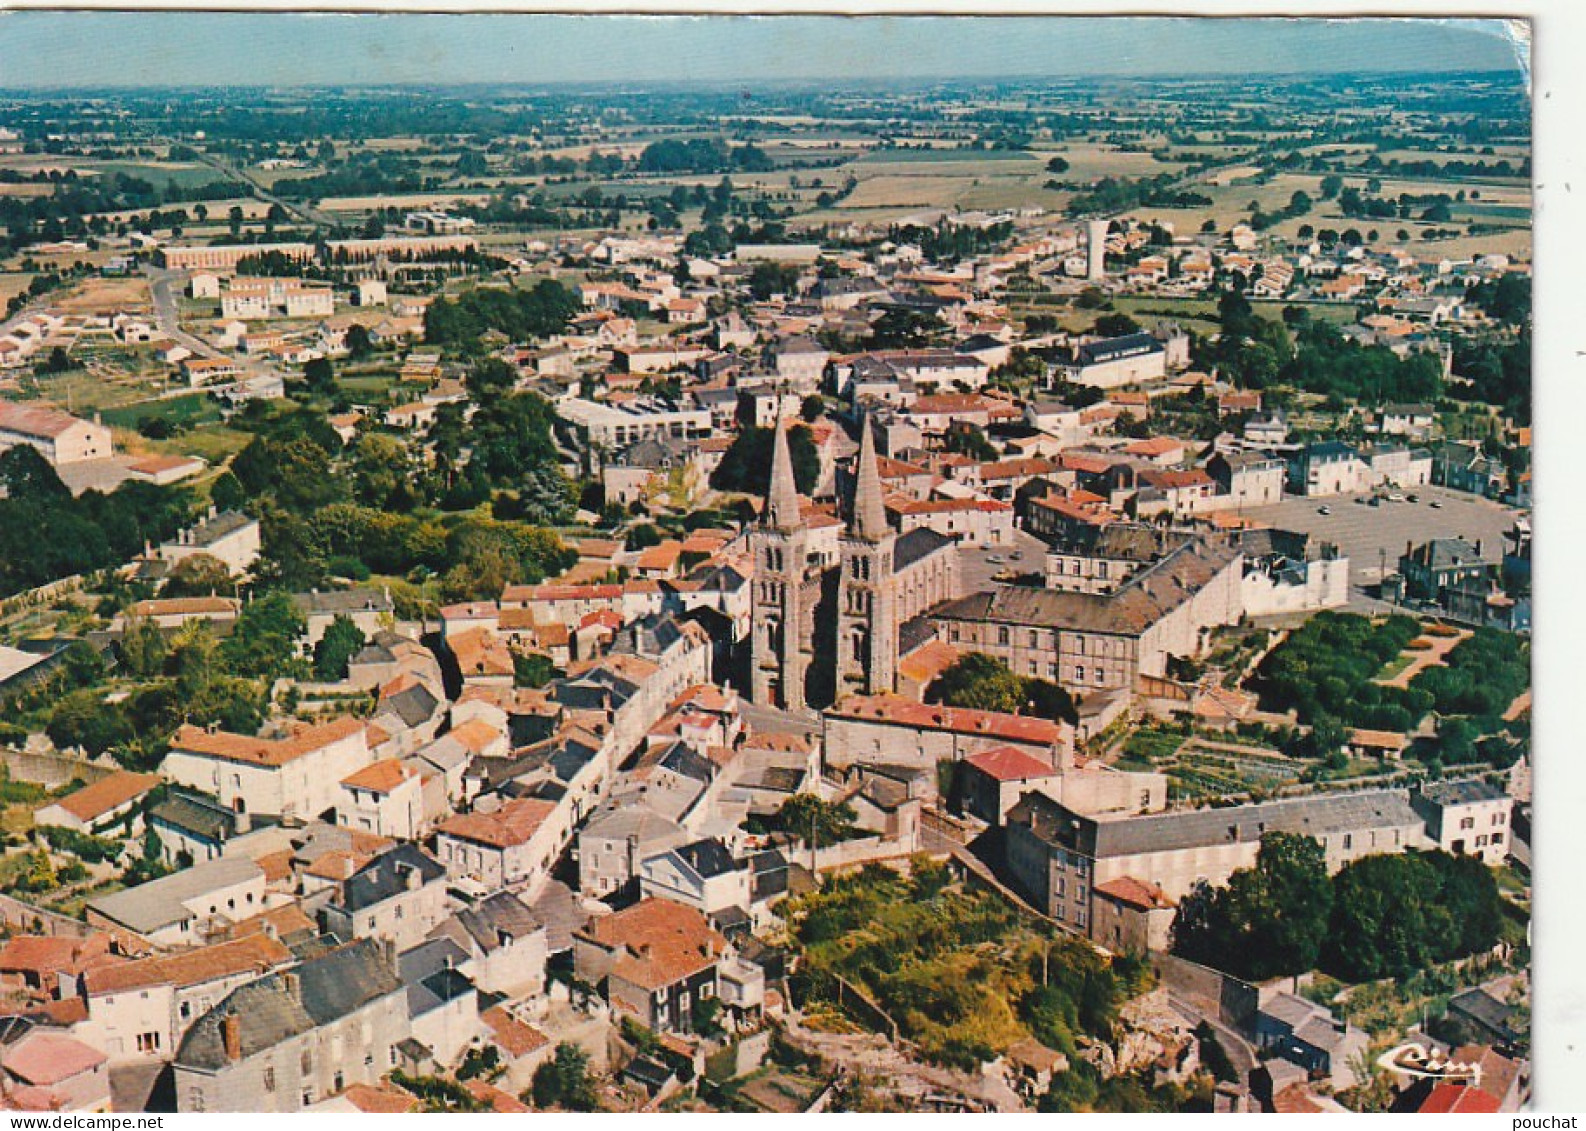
(0, 13), (1524, 89)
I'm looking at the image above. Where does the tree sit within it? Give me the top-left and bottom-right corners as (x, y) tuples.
(1093, 312), (1141, 338)
(312, 614), (366, 682)
(1045, 155), (1071, 174)
(348, 432), (412, 509)
(220, 592), (307, 680)
(1319, 174), (1344, 200)
(118, 615), (170, 679)
(210, 470), (247, 514)
(710, 424), (819, 496)
(776, 792), (859, 848)
(345, 322), (374, 358)
(1173, 833), (1332, 981)
(929, 652), (1027, 715)
(0, 445), (69, 501)
(513, 652), (562, 689)
(800, 394), (825, 423)
(47, 689), (132, 757)
(38, 346), (72, 374)
(162, 552), (233, 597)
(530, 1043), (600, 1111)
(303, 356), (335, 396)
(747, 261), (800, 301)
(867, 306), (947, 349)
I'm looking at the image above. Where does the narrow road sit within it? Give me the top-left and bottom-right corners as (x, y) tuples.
(1166, 992), (1259, 1083)
(192, 150), (336, 229)
(144, 266), (288, 391)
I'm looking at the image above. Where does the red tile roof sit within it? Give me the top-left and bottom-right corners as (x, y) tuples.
(577, 897), (725, 992)
(482, 1005), (551, 1058)
(963, 745), (1059, 783)
(829, 694), (1067, 747)
(1419, 1084), (1500, 1114)
(340, 758), (421, 794)
(439, 797), (556, 850)
(169, 717), (366, 768)
(342, 1084), (422, 1114)
(1094, 876), (1176, 912)
(1, 1032), (106, 1085)
(39, 771), (159, 824)
(84, 933), (292, 995)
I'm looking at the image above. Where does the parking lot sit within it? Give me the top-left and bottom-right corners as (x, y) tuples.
(959, 528), (1049, 593)
(1241, 483), (1526, 612)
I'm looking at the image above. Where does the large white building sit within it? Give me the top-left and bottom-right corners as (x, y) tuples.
(160, 717), (374, 823)
(157, 510), (262, 575)
(219, 277), (334, 321)
(557, 396), (712, 449)
(0, 402), (113, 466)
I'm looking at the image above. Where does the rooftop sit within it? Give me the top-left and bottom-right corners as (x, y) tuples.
(438, 797), (557, 850)
(174, 939), (401, 1071)
(39, 770), (158, 824)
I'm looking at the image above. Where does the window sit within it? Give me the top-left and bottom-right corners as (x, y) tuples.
(701, 984), (714, 1000)
(998, 626), (1010, 646)
(180, 1002), (191, 1020)
(136, 1032), (161, 1053)
(263, 1068), (276, 1093)
(1475, 834), (1488, 847)
(1459, 816), (1476, 830)
(1343, 833), (1353, 850)
(1076, 666), (1086, 683)
(1492, 832), (1504, 845)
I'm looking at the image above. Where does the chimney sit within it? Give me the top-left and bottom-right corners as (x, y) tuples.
(1475, 539), (1484, 558)
(221, 1011), (242, 1062)
(404, 863), (422, 891)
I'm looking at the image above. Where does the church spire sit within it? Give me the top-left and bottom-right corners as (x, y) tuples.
(850, 415), (888, 541)
(764, 416), (802, 530)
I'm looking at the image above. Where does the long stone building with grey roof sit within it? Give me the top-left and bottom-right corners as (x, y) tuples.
(173, 938), (407, 1113)
(1005, 788), (1428, 941)
(931, 535), (1242, 698)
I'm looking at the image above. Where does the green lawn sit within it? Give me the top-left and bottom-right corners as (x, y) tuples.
(100, 391), (225, 431)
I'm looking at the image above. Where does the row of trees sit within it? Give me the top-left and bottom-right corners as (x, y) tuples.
(423, 278), (580, 351)
(0, 447), (191, 600)
(1173, 832), (1506, 983)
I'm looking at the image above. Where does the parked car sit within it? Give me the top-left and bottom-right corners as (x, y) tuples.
(1317, 505), (1332, 515)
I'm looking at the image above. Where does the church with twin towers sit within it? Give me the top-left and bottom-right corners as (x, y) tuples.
(749, 417), (961, 715)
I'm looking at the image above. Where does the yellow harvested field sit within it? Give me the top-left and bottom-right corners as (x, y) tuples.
(0, 183), (52, 198)
(318, 191), (491, 212)
(54, 276), (152, 314)
(0, 274), (35, 305)
(1031, 141), (1187, 181)
(1202, 165), (1267, 186)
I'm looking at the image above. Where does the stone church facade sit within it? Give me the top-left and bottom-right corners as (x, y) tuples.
(750, 418), (958, 713)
